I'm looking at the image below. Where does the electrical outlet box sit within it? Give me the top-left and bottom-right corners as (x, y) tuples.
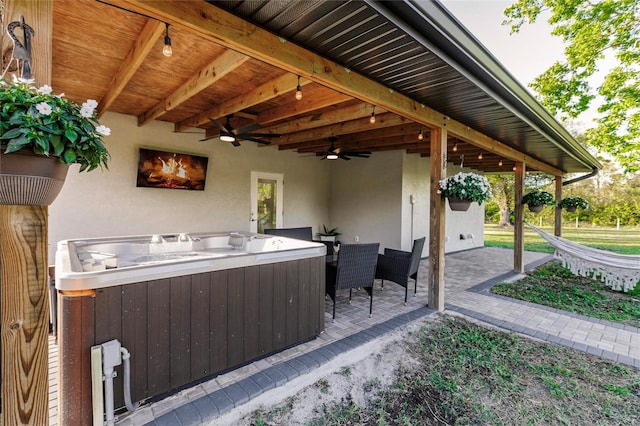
(410, 195), (416, 204)
(354, 236), (360, 242)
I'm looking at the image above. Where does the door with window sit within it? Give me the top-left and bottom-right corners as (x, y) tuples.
(250, 171), (283, 233)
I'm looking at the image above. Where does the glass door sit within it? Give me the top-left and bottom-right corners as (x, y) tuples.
(250, 171), (283, 233)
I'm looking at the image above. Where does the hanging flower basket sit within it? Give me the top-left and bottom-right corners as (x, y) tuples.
(447, 197), (471, 211)
(439, 172), (492, 211)
(558, 196), (588, 212)
(522, 190), (554, 213)
(0, 149), (69, 205)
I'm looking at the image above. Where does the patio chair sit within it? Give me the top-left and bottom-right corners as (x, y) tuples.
(375, 237), (425, 304)
(264, 226), (334, 257)
(325, 243), (379, 322)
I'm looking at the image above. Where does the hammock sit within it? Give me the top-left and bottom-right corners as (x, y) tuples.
(526, 223), (640, 292)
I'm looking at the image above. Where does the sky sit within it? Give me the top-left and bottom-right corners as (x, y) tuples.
(439, 0), (565, 88)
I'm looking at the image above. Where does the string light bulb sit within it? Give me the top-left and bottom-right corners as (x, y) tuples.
(418, 129), (424, 141)
(478, 152), (483, 160)
(498, 159), (503, 166)
(369, 106), (376, 124)
(163, 23), (173, 57)
(452, 143), (458, 152)
(295, 75), (303, 100)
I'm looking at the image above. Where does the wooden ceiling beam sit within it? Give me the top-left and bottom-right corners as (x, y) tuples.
(265, 102), (382, 134)
(110, 0), (564, 175)
(271, 113), (409, 146)
(257, 91), (353, 125)
(138, 50), (249, 126)
(97, 19), (165, 118)
(174, 72), (311, 132)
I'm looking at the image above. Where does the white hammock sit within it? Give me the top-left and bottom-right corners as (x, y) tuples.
(526, 224), (640, 292)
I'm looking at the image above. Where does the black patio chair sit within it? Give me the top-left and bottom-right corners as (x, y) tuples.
(325, 243), (379, 322)
(375, 237), (425, 304)
(264, 226), (334, 257)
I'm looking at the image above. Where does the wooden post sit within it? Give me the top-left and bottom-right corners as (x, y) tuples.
(428, 126), (447, 311)
(1, 1), (53, 425)
(513, 162), (525, 273)
(554, 176), (562, 236)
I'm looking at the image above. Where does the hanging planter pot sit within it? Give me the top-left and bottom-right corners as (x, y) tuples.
(565, 206), (577, 213)
(447, 197), (472, 212)
(527, 204), (544, 213)
(0, 149), (69, 205)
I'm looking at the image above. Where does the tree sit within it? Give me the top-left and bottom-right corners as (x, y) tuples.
(487, 175), (515, 227)
(503, 0), (640, 172)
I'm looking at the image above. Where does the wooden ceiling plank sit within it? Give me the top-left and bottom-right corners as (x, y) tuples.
(109, 0), (563, 175)
(265, 102), (383, 134)
(138, 50), (250, 126)
(257, 91), (353, 125)
(97, 19), (165, 118)
(174, 73), (310, 131)
(271, 113), (409, 146)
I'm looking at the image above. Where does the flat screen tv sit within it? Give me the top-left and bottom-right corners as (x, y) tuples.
(136, 148), (208, 191)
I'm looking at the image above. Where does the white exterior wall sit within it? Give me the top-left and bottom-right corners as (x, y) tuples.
(328, 151), (403, 250)
(48, 112), (487, 263)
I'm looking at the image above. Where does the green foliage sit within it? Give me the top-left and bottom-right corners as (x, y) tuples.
(503, 0), (640, 172)
(522, 190), (555, 206)
(317, 225), (340, 236)
(439, 171), (493, 204)
(0, 77), (110, 172)
(492, 261), (640, 328)
(558, 196), (589, 209)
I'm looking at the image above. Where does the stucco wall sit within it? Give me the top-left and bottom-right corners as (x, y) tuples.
(327, 151), (403, 251)
(48, 112), (330, 263)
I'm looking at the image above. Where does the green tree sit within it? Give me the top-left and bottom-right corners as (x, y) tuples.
(504, 0), (640, 172)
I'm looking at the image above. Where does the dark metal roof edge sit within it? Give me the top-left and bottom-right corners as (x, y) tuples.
(372, 0), (601, 172)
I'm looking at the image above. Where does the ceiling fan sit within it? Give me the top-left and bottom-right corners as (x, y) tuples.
(201, 114), (280, 146)
(320, 137), (371, 160)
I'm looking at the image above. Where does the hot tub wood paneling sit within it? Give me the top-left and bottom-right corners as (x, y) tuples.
(58, 256), (325, 424)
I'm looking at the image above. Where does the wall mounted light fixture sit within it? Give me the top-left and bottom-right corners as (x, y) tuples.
(295, 75), (303, 100)
(163, 23), (173, 57)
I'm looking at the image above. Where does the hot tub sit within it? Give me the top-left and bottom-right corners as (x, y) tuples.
(55, 231), (325, 290)
(55, 231), (326, 424)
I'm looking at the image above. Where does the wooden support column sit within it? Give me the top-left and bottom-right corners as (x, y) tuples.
(428, 126), (447, 311)
(1, 1), (53, 425)
(554, 176), (563, 236)
(513, 162), (525, 273)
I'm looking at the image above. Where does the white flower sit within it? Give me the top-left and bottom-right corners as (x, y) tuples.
(95, 125), (111, 136)
(80, 106), (94, 118)
(36, 102), (52, 115)
(37, 85), (53, 95)
(12, 75), (35, 85)
(83, 99), (98, 109)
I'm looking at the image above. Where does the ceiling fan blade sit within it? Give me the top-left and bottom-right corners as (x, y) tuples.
(199, 135), (217, 142)
(243, 136), (272, 145)
(209, 118), (228, 132)
(239, 132), (281, 138)
(231, 140), (241, 147)
(339, 154), (351, 161)
(343, 152), (371, 158)
(234, 122), (261, 135)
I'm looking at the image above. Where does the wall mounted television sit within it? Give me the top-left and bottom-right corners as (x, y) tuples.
(136, 148), (208, 191)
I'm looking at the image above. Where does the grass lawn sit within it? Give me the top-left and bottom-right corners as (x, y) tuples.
(251, 316), (640, 425)
(484, 224), (640, 255)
